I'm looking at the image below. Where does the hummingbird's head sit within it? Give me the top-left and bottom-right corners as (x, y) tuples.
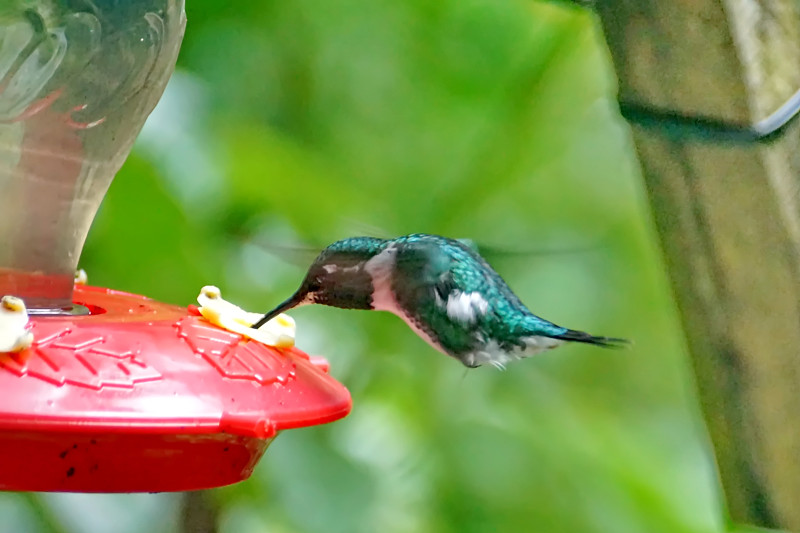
(254, 237), (387, 328)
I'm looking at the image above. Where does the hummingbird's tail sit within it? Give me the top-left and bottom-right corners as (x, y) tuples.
(550, 328), (629, 348)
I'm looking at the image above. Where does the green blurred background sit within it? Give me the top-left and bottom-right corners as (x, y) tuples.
(0, 0), (763, 532)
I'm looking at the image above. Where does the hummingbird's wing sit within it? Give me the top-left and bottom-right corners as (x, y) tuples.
(391, 239), (491, 358)
(456, 237), (606, 262)
(244, 240), (323, 268)
(390, 235), (629, 367)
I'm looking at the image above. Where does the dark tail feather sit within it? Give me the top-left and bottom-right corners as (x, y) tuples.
(550, 329), (629, 348)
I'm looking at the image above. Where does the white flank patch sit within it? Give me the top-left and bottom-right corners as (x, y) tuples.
(364, 245), (445, 354)
(445, 291), (488, 325)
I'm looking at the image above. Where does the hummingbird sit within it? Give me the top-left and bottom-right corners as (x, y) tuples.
(252, 234), (627, 368)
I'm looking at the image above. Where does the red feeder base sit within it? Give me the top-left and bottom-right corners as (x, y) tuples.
(0, 285), (351, 492)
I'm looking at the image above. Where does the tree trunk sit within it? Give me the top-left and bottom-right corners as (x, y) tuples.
(594, 1), (800, 529)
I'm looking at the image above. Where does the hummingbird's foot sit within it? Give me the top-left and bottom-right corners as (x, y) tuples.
(489, 360), (507, 371)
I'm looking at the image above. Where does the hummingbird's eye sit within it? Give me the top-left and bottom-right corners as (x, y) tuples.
(307, 277), (322, 292)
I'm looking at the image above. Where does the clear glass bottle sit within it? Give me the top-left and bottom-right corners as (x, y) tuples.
(0, 0), (185, 312)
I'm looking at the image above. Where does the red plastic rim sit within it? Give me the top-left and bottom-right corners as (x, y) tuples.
(0, 285), (351, 492)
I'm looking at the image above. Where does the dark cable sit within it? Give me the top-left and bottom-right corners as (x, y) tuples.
(618, 88), (800, 145)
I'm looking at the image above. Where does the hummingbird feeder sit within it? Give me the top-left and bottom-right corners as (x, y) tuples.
(0, 0), (350, 492)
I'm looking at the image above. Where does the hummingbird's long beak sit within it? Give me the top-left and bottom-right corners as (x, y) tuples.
(252, 291), (306, 329)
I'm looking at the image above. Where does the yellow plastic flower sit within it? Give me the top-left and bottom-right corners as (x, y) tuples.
(196, 286), (295, 348)
(74, 269), (88, 285)
(0, 295), (33, 353)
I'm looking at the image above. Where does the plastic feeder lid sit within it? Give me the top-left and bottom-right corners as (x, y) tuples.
(0, 284), (351, 493)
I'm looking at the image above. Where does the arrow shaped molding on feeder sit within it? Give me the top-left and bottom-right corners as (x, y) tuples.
(196, 286), (296, 348)
(0, 296), (33, 353)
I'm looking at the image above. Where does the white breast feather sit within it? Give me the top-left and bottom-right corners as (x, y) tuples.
(364, 245), (445, 354)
